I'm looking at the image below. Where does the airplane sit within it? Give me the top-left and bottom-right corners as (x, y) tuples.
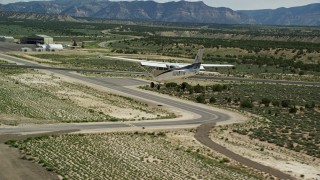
(106, 49), (233, 89)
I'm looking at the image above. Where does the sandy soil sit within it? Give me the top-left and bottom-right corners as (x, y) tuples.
(0, 135), (59, 180)
(8, 72), (168, 121)
(210, 125), (320, 180)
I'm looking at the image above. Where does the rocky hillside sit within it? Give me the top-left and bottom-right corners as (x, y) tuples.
(1, 0), (319, 26)
(0, 11), (78, 21)
(239, 3), (320, 26)
(0, 0), (251, 24)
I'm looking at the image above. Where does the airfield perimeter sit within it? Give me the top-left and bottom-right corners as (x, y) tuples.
(0, 53), (295, 179)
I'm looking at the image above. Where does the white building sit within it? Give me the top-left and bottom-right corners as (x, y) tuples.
(0, 36), (15, 43)
(47, 44), (63, 51)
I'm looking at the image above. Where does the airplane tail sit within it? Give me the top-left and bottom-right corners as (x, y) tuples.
(193, 49), (204, 64)
(189, 49), (203, 70)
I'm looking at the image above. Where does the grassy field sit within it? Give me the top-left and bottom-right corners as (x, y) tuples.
(6, 131), (263, 179)
(143, 82), (320, 158)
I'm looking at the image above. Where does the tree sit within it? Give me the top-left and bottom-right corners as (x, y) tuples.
(261, 98), (271, 107)
(165, 82), (178, 88)
(281, 100), (291, 108)
(272, 100), (280, 107)
(181, 82), (189, 91)
(196, 94), (206, 104)
(72, 40), (78, 47)
(209, 96), (216, 104)
(189, 87), (194, 95)
(212, 84), (223, 92)
(289, 107), (297, 114)
(194, 84), (205, 93)
(240, 99), (253, 108)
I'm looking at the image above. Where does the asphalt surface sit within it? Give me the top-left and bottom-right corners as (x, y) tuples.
(0, 53), (230, 134)
(0, 42), (36, 52)
(1, 62), (319, 87)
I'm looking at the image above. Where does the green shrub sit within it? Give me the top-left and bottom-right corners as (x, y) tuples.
(181, 82), (190, 91)
(165, 82), (178, 88)
(289, 107), (297, 113)
(240, 99), (253, 108)
(196, 94), (206, 104)
(281, 100), (291, 108)
(261, 98), (271, 107)
(194, 84), (205, 93)
(212, 84), (223, 92)
(209, 97), (216, 104)
(272, 100), (280, 107)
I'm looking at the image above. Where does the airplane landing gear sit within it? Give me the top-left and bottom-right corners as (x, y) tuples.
(150, 82), (160, 90)
(150, 82), (155, 88)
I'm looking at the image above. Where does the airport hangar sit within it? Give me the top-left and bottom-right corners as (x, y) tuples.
(21, 34), (53, 44)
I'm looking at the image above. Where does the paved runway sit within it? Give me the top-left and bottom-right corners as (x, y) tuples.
(1, 62), (319, 86)
(0, 42), (36, 52)
(0, 53), (230, 134)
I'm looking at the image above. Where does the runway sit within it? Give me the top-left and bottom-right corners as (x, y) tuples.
(0, 53), (231, 134)
(1, 62), (319, 87)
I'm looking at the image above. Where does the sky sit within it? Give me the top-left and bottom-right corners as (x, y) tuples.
(0, 0), (319, 10)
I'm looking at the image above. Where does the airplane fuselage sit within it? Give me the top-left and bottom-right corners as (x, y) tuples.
(152, 68), (200, 82)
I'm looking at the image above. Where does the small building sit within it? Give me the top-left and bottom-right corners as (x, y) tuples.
(21, 35), (53, 45)
(47, 44), (63, 51)
(0, 36), (15, 43)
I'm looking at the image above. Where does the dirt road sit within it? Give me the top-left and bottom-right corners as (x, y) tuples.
(0, 131), (76, 180)
(194, 123), (295, 180)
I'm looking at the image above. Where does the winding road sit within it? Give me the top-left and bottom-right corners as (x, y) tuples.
(0, 53), (294, 179)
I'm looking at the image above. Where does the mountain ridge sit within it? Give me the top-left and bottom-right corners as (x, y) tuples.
(239, 3), (320, 26)
(0, 0), (319, 26)
(0, 0), (252, 24)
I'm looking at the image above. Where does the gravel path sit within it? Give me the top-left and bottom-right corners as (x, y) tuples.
(194, 123), (295, 180)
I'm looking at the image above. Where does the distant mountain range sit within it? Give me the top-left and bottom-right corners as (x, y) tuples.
(0, 0), (319, 26)
(240, 3), (320, 26)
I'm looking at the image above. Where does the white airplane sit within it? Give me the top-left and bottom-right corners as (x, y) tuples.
(106, 49), (233, 88)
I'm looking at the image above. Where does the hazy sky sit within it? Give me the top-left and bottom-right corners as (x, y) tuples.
(1, 0), (319, 10)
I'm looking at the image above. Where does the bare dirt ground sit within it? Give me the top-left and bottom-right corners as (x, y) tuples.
(0, 132), (74, 180)
(3, 72), (170, 124)
(209, 122), (320, 180)
(0, 143), (58, 180)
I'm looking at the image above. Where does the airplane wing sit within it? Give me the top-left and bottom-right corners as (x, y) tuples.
(105, 56), (144, 63)
(140, 61), (167, 68)
(201, 64), (234, 67)
(106, 56), (234, 69)
(106, 56), (186, 68)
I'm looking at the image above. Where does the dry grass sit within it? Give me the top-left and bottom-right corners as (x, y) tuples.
(9, 130), (263, 179)
(0, 70), (173, 124)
